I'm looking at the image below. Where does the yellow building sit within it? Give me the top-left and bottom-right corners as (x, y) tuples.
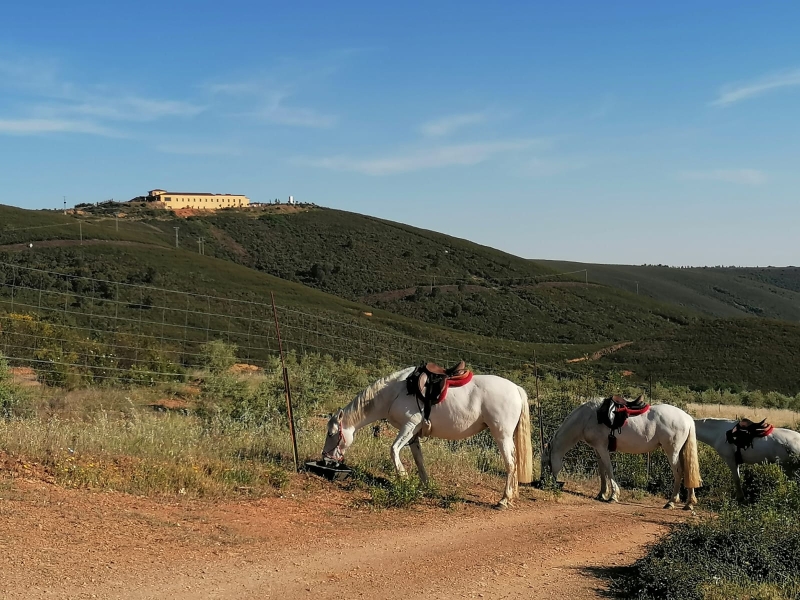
(147, 189), (249, 210)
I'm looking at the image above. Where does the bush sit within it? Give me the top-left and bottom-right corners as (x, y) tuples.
(369, 475), (438, 509)
(0, 355), (31, 418)
(200, 340), (238, 374)
(611, 464), (800, 599)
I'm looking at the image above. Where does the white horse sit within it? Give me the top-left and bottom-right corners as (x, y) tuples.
(694, 418), (800, 499)
(321, 367), (533, 507)
(541, 398), (702, 509)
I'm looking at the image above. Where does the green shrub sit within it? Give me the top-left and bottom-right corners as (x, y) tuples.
(0, 355), (31, 418)
(612, 464), (800, 599)
(200, 340), (238, 374)
(369, 475), (437, 509)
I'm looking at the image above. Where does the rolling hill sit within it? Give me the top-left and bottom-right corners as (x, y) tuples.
(538, 260), (800, 322)
(1, 202), (800, 393)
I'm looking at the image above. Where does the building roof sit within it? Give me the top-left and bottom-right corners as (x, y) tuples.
(150, 191), (247, 197)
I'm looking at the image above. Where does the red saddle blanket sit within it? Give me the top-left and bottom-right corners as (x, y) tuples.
(437, 370), (473, 402)
(597, 395), (651, 451)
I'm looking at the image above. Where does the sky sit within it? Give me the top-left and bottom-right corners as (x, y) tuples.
(1, 1), (798, 267)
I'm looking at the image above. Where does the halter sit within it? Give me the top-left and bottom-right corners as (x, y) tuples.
(322, 426), (345, 461)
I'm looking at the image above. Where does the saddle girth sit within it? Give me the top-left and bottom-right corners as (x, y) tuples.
(597, 395), (651, 451)
(726, 418), (775, 464)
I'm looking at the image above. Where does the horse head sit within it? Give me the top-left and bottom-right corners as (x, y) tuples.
(321, 408), (355, 462)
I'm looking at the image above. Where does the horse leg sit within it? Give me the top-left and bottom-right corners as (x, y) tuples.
(594, 449), (610, 501)
(408, 436), (429, 485)
(684, 487), (698, 510)
(724, 456), (744, 500)
(494, 434), (518, 509)
(664, 446), (683, 509)
(390, 420), (422, 478)
(596, 447), (620, 502)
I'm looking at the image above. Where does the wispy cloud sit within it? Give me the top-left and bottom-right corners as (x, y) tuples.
(208, 81), (337, 128)
(0, 55), (204, 136)
(155, 142), (241, 156)
(255, 92), (337, 128)
(525, 156), (587, 177)
(302, 139), (543, 175)
(710, 69), (800, 107)
(678, 169), (766, 185)
(0, 118), (120, 136)
(59, 96), (204, 122)
(420, 112), (488, 137)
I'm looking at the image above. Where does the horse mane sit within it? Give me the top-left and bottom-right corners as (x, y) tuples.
(549, 398), (602, 446)
(342, 366), (415, 427)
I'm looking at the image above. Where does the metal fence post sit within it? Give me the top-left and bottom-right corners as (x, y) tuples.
(271, 292), (300, 472)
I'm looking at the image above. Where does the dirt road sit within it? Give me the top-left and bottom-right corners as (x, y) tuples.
(0, 477), (687, 599)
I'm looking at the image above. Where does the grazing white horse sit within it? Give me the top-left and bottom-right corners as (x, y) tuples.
(542, 398), (702, 509)
(694, 418), (800, 499)
(321, 367), (533, 507)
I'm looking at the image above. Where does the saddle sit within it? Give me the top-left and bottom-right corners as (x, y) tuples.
(726, 418), (775, 464)
(406, 361), (472, 434)
(597, 395), (650, 451)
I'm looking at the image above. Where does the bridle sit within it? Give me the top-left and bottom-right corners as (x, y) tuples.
(322, 426), (345, 461)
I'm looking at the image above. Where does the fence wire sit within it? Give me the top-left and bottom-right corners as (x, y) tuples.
(0, 261), (668, 489)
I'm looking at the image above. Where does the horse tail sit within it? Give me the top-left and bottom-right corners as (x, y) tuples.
(514, 386), (533, 485)
(680, 419), (703, 489)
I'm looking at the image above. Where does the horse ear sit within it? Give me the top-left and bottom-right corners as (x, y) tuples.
(636, 394), (644, 402)
(336, 409), (344, 423)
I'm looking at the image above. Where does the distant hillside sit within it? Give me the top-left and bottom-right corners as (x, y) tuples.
(2, 203), (800, 393)
(538, 260), (800, 322)
(175, 207), (704, 347)
(0, 244), (592, 369)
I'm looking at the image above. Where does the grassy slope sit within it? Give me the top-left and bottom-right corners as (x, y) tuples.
(2, 204), (800, 392)
(0, 238), (593, 366)
(538, 259), (800, 322)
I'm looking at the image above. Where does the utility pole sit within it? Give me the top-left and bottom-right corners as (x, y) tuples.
(115, 214), (119, 232)
(635, 281), (639, 295)
(173, 227), (179, 248)
(585, 270), (588, 288)
(197, 237), (205, 255)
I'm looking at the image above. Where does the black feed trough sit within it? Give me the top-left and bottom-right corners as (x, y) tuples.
(305, 460), (353, 481)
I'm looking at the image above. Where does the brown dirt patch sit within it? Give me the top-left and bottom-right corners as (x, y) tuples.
(9, 366), (40, 387)
(228, 363), (261, 374)
(0, 472), (693, 599)
(566, 342), (634, 363)
(148, 398), (194, 412)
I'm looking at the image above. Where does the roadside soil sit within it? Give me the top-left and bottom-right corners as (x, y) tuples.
(0, 474), (691, 600)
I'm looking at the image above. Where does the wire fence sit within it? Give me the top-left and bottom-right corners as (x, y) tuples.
(0, 262), (539, 382)
(0, 261), (676, 491)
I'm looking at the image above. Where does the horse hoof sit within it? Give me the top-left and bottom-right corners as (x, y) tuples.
(594, 494), (606, 502)
(683, 504), (696, 511)
(608, 496), (619, 504)
(495, 500), (511, 510)
(663, 502), (675, 509)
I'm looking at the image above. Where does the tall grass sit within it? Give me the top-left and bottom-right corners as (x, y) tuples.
(0, 344), (793, 507)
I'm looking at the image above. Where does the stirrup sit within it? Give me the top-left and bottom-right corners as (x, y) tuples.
(420, 419), (432, 437)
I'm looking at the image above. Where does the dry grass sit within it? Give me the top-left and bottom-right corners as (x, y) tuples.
(687, 403), (800, 427)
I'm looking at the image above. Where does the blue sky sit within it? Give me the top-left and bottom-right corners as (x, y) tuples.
(1, 1), (798, 266)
